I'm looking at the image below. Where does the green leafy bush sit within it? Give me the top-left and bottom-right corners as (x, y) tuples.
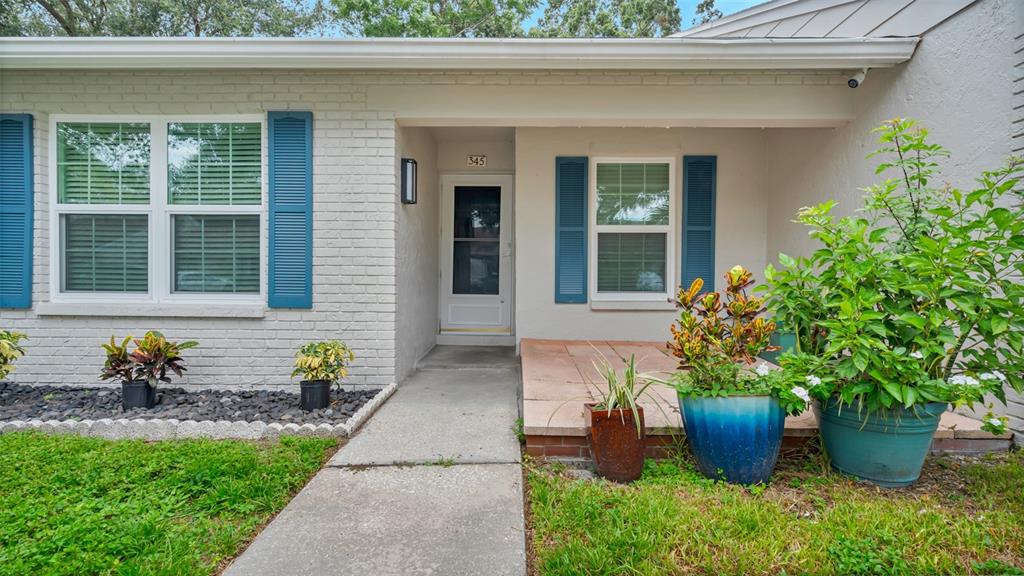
(762, 119), (1023, 429)
(0, 330), (27, 380)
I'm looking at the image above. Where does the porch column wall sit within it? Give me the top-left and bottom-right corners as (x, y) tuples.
(395, 126), (439, 382)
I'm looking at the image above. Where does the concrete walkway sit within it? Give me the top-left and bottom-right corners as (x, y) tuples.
(225, 346), (525, 576)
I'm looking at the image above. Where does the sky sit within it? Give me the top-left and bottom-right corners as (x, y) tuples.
(678, 0), (764, 27)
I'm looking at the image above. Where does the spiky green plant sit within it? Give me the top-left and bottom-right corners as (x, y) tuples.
(592, 352), (656, 438)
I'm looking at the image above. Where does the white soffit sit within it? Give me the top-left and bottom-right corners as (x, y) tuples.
(675, 0), (978, 38)
(0, 36), (917, 70)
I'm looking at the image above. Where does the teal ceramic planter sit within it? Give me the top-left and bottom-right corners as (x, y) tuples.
(815, 397), (947, 487)
(759, 330), (796, 365)
(679, 395), (786, 485)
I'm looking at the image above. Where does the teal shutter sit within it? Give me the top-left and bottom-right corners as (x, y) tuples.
(682, 156), (716, 290)
(268, 111), (313, 309)
(555, 157), (588, 303)
(0, 114), (33, 309)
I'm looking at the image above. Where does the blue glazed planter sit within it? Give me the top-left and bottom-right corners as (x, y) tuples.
(816, 397), (946, 488)
(679, 395), (786, 485)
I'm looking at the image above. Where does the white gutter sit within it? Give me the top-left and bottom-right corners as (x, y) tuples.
(0, 36), (918, 70)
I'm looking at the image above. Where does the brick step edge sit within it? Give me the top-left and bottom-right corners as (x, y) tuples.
(0, 382), (398, 441)
(526, 433), (1015, 459)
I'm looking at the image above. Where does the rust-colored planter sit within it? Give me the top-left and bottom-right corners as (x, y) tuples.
(586, 403), (646, 483)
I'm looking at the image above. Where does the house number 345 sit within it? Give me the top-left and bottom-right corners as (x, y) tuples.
(467, 155), (487, 167)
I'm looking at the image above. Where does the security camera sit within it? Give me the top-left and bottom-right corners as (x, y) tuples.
(848, 68), (867, 89)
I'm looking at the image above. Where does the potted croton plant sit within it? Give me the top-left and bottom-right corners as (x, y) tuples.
(762, 119), (1023, 487)
(666, 265), (809, 485)
(586, 353), (656, 483)
(100, 331), (198, 410)
(292, 340), (355, 411)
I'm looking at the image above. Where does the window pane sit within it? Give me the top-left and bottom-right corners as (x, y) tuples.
(595, 163), (670, 225)
(453, 186), (501, 239)
(168, 123), (262, 205)
(63, 214), (148, 292)
(597, 232), (666, 293)
(173, 215), (260, 293)
(452, 241), (499, 295)
(57, 123), (151, 204)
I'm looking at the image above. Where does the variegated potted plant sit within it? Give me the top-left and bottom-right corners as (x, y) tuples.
(666, 266), (808, 485)
(292, 341), (355, 411)
(100, 331), (198, 410)
(0, 329), (27, 382)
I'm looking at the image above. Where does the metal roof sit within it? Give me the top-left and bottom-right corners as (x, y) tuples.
(675, 0), (977, 38)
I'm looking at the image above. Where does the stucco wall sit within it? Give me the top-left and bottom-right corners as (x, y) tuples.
(395, 127), (439, 382)
(434, 128), (515, 174)
(762, 0), (1022, 441)
(765, 0), (1015, 259)
(514, 127), (769, 343)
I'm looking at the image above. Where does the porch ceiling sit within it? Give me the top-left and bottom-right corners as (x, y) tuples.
(384, 83), (858, 129)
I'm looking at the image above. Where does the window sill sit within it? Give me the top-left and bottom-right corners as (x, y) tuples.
(590, 300), (676, 311)
(35, 302), (267, 319)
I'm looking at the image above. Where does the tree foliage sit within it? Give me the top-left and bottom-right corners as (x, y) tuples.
(1, 0), (327, 36)
(332, 0), (538, 37)
(693, 0), (722, 25)
(3, 0), (705, 37)
(531, 0), (680, 38)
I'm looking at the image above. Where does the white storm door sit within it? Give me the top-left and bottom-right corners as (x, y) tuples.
(440, 175), (513, 333)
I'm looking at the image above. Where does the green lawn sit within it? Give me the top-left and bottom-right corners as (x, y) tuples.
(0, 432), (336, 576)
(528, 452), (1024, 576)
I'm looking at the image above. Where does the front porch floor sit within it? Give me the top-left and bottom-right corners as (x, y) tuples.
(520, 339), (1013, 459)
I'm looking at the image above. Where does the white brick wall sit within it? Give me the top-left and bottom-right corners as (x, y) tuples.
(0, 70), (397, 387)
(0, 68), (849, 388)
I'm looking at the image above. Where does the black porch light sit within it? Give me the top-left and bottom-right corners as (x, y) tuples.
(401, 158), (417, 204)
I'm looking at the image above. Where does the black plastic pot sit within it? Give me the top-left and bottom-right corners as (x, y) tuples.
(300, 380), (332, 411)
(122, 380), (156, 410)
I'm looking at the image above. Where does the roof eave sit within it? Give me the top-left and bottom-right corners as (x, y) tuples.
(0, 37), (919, 70)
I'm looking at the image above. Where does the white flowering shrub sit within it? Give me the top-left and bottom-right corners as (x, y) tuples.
(761, 120), (1024, 427)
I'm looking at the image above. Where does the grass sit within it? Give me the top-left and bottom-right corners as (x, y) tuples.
(528, 451), (1024, 576)
(0, 432), (336, 576)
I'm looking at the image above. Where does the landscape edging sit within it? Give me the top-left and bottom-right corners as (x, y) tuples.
(0, 382), (398, 441)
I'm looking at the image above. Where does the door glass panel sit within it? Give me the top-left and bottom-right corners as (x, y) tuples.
(454, 186), (500, 239)
(452, 186), (501, 295)
(453, 241), (499, 295)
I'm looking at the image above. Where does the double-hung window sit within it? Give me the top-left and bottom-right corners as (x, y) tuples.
(590, 158), (675, 303)
(51, 116), (264, 303)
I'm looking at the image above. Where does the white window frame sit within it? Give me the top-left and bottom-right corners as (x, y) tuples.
(589, 157), (676, 303)
(48, 114), (267, 305)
